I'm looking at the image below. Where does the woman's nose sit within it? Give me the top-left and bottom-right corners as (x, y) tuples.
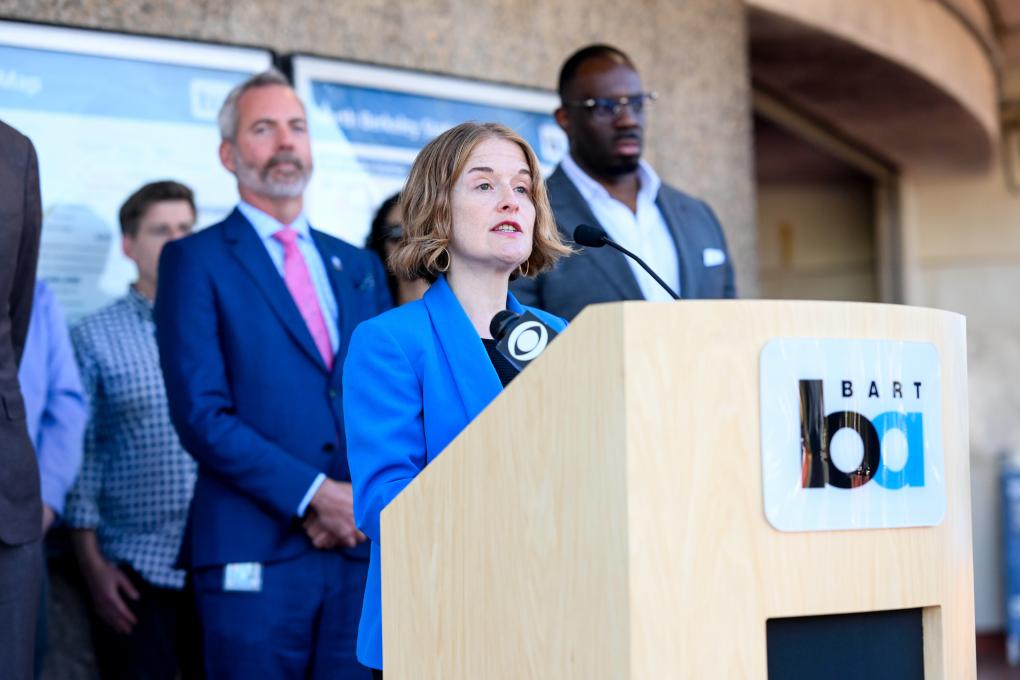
(498, 185), (519, 211)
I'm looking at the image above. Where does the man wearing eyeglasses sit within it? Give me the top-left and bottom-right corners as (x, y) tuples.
(513, 44), (736, 319)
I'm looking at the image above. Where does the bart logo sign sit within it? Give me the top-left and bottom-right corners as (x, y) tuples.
(760, 338), (945, 532)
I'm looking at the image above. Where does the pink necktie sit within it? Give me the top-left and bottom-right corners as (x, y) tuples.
(272, 227), (334, 370)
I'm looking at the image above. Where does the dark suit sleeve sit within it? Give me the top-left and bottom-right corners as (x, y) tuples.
(343, 321), (425, 542)
(11, 139), (41, 365)
(368, 249), (394, 314)
(530, 309), (568, 333)
(155, 240), (321, 520)
(723, 259), (736, 299)
(719, 229), (737, 299)
(700, 200), (737, 299)
(510, 273), (542, 309)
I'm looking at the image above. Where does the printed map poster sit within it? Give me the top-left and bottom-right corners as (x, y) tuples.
(0, 21), (271, 321)
(290, 55), (567, 247)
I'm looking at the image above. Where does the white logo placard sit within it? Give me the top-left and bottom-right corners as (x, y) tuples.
(760, 338), (945, 532)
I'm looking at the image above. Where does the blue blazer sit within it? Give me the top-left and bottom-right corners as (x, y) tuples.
(343, 275), (567, 669)
(154, 208), (392, 569)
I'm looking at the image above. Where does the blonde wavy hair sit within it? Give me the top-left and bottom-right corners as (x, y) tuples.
(389, 122), (571, 282)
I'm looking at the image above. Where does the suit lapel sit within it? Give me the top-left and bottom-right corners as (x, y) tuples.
(656, 191), (695, 299)
(423, 276), (502, 420)
(548, 167), (643, 300)
(222, 209), (327, 372)
(310, 229), (355, 382)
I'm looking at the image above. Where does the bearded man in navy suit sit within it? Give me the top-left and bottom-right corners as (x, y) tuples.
(155, 69), (391, 679)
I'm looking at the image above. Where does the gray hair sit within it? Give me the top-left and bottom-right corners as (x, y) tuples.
(218, 68), (292, 142)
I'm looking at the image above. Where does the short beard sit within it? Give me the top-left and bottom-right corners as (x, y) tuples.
(606, 157), (641, 176)
(575, 147), (641, 180)
(234, 151), (311, 199)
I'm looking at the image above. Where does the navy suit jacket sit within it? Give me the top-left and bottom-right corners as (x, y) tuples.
(343, 275), (567, 669)
(154, 208), (392, 569)
(512, 165), (736, 319)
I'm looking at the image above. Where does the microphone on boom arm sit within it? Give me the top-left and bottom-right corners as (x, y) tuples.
(572, 224), (680, 301)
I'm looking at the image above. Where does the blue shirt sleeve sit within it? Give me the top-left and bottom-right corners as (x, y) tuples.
(18, 283), (87, 515)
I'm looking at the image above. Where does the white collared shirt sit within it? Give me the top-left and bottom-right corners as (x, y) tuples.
(560, 154), (681, 300)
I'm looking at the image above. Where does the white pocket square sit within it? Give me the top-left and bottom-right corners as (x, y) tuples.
(703, 248), (726, 267)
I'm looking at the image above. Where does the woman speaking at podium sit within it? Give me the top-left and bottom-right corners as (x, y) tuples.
(342, 122), (571, 676)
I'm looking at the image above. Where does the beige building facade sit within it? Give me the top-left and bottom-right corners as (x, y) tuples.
(2, 1), (756, 675)
(0, 0), (759, 294)
(3, 0), (1020, 673)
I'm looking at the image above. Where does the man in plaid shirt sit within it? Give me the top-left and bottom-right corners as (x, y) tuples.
(65, 181), (202, 679)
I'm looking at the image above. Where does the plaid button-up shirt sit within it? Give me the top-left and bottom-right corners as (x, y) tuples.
(64, 287), (196, 589)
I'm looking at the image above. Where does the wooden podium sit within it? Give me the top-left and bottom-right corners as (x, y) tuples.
(380, 301), (974, 678)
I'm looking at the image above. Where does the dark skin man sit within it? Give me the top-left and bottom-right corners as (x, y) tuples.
(555, 53), (648, 213)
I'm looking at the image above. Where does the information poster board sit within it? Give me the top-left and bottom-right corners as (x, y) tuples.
(290, 55), (566, 247)
(0, 21), (272, 321)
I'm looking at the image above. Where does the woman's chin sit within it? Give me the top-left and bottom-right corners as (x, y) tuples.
(501, 257), (529, 275)
(497, 248), (532, 270)
(452, 250), (531, 277)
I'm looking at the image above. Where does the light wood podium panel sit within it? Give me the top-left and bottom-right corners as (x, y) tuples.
(381, 301), (974, 679)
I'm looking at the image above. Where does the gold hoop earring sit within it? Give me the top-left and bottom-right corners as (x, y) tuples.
(436, 249), (451, 273)
(519, 260), (531, 278)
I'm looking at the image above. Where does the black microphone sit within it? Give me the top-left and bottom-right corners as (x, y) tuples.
(489, 310), (559, 371)
(572, 223), (680, 300)
(490, 310), (519, 342)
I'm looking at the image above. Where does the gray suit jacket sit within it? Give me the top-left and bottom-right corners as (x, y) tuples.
(513, 165), (736, 320)
(0, 121), (42, 546)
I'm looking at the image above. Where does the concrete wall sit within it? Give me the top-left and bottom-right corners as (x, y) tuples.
(749, 0), (998, 142)
(0, 0), (759, 294)
(757, 180), (876, 301)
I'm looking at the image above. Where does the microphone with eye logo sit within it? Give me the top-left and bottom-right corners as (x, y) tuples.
(489, 310), (560, 371)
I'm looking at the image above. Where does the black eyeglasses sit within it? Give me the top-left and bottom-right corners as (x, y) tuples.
(564, 92), (658, 121)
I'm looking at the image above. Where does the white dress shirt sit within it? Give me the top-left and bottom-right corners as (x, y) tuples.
(560, 154), (681, 300)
